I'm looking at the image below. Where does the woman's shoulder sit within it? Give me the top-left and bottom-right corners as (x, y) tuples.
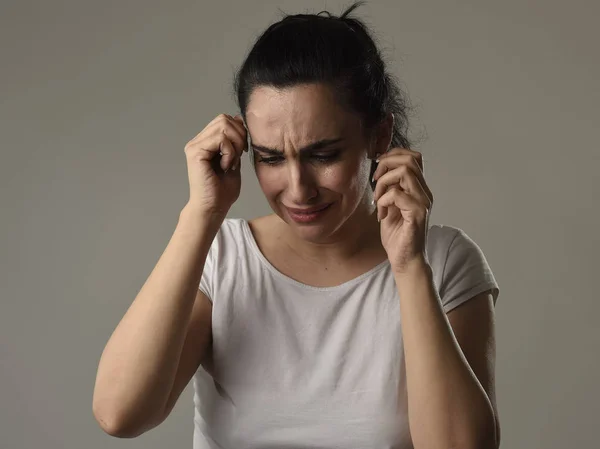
(205, 217), (247, 256)
(425, 223), (480, 273)
(219, 214), (277, 239)
(426, 223), (496, 283)
(427, 223), (464, 248)
(219, 216), (246, 233)
(426, 223), (488, 255)
(213, 214), (277, 253)
(427, 223), (499, 309)
(220, 214), (275, 229)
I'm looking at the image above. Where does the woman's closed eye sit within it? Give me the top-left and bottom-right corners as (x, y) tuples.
(312, 151), (341, 163)
(256, 155), (284, 165)
(257, 150), (341, 165)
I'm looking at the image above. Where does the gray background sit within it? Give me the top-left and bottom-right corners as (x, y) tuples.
(1, 1), (598, 448)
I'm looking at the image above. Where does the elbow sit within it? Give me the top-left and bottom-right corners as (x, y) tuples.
(93, 407), (139, 438)
(95, 417), (137, 439)
(92, 399), (163, 439)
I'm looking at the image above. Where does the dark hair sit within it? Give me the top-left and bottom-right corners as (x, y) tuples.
(233, 1), (422, 188)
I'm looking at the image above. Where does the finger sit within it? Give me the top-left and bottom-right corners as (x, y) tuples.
(225, 114), (249, 152)
(230, 114), (246, 132)
(373, 153), (422, 181)
(186, 131), (238, 173)
(377, 186), (408, 222)
(378, 147), (424, 172)
(188, 114), (245, 150)
(218, 133), (237, 172)
(221, 127), (245, 170)
(234, 114), (246, 127)
(203, 116), (246, 166)
(186, 115), (226, 147)
(373, 155), (432, 204)
(195, 113), (234, 139)
(376, 186), (424, 222)
(233, 114), (251, 153)
(374, 165), (431, 208)
(185, 122), (244, 169)
(216, 116), (247, 156)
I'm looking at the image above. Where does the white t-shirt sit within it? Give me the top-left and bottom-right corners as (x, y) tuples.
(193, 218), (499, 449)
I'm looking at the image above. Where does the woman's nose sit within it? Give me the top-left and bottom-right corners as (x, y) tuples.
(286, 163), (318, 204)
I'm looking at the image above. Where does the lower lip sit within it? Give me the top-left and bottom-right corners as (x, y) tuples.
(286, 203), (333, 223)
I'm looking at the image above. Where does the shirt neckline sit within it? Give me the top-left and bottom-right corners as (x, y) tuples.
(239, 218), (391, 292)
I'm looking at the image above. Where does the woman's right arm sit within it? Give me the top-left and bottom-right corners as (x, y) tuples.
(92, 206), (220, 438)
(92, 113), (248, 438)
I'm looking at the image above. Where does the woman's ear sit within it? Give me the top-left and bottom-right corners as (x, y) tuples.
(382, 112), (395, 152)
(369, 112), (395, 159)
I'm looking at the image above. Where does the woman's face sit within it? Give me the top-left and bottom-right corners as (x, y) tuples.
(245, 83), (386, 242)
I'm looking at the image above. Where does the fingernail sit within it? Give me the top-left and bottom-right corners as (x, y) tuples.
(232, 163), (237, 171)
(371, 199), (375, 205)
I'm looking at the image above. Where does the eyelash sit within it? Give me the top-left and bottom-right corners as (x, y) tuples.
(257, 151), (341, 165)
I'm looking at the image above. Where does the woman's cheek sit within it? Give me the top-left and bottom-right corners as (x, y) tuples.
(323, 159), (369, 193)
(319, 165), (349, 191)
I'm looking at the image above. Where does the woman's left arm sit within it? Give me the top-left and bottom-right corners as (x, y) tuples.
(373, 147), (499, 449)
(395, 260), (499, 449)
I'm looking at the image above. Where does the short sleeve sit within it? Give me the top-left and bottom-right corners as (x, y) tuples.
(439, 228), (499, 313)
(198, 231), (219, 302)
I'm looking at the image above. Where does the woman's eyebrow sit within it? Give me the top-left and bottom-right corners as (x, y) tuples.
(250, 138), (344, 155)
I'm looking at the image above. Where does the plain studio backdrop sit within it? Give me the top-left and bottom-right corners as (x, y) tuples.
(1, 1), (598, 448)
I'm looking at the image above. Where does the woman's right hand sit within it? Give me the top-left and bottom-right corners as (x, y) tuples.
(183, 113), (248, 217)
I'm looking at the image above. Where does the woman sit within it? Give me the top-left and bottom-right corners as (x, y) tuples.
(93, 3), (500, 448)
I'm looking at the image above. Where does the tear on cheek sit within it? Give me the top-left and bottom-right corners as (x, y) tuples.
(321, 166), (349, 187)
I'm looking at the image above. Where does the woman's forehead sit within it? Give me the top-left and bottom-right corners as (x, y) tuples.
(245, 85), (359, 139)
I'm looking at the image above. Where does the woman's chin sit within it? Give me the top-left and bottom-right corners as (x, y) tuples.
(282, 210), (344, 243)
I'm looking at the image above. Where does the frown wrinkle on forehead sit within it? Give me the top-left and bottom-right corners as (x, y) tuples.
(245, 84), (359, 154)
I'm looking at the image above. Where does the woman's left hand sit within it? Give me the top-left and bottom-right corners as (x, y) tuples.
(372, 148), (434, 274)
